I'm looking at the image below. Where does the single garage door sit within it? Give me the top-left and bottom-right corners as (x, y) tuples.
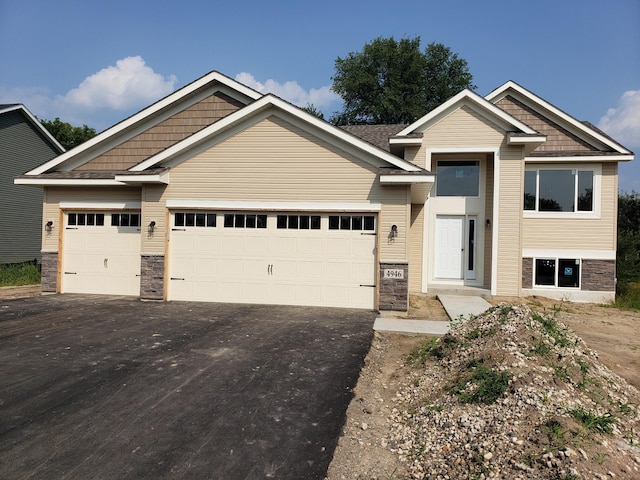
(61, 211), (141, 295)
(168, 211), (377, 308)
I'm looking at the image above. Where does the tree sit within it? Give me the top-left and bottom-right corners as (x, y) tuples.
(40, 117), (96, 150)
(617, 191), (640, 284)
(330, 37), (475, 125)
(300, 103), (325, 120)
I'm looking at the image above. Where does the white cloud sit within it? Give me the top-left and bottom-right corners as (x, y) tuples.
(235, 72), (340, 110)
(598, 89), (640, 151)
(59, 56), (177, 111)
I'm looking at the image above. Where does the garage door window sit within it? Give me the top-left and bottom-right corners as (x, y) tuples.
(175, 212), (216, 228)
(111, 213), (140, 227)
(329, 215), (375, 231)
(277, 215), (321, 230)
(68, 212), (105, 227)
(223, 213), (267, 229)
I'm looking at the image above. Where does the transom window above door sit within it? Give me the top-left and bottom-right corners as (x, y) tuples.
(435, 161), (480, 197)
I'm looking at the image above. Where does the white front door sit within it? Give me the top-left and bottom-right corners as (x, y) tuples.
(435, 215), (464, 279)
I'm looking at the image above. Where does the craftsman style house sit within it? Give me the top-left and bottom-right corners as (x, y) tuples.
(16, 72), (633, 310)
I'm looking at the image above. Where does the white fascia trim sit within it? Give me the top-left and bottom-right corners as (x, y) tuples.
(1, 104), (65, 153)
(14, 178), (125, 186)
(27, 72), (263, 176)
(114, 171), (170, 184)
(165, 200), (382, 212)
(60, 201), (142, 209)
(487, 81), (632, 154)
(380, 174), (435, 184)
(523, 249), (615, 260)
(388, 137), (423, 145)
(132, 95), (421, 173)
(525, 155), (633, 163)
(397, 89), (537, 137)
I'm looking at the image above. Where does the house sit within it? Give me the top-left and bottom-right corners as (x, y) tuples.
(15, 72), (634, 309)
(1, 104), (64, 264)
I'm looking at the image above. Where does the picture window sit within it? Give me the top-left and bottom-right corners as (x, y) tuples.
(525, 168), (594, 213)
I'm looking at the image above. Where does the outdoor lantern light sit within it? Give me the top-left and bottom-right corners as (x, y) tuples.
(148, 221), (156, 235)
(391, 224), (398, 238)
(45, 220), (53, 233)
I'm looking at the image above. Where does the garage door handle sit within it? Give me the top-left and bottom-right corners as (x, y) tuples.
(172, 228), (186, 231)
(360, 284), (376, 287)
(171, 277), (185, 281)
(361, 232), (376, 235)
(66, 227), (78, 230)
(64, 272), (77, 275)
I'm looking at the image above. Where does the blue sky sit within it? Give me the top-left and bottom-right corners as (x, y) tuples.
(1, 0), (638, 190)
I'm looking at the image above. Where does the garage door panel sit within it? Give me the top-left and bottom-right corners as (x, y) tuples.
(168, 211), (376, 309)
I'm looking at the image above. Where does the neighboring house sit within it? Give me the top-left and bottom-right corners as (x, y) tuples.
(15, 72), (634, 309)
(1, 104), (64, 264)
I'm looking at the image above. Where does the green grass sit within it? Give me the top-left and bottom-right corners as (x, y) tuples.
(0, 262), (41, 287)
(613, 281), (640, 311)
(531, 311), (570, 347)
(449, 358), (512, 405)
(568, 406), (615, 434)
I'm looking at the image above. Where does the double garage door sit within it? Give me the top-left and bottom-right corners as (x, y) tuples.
(61, 210), (377, 309)
(168, 211), (377, 309)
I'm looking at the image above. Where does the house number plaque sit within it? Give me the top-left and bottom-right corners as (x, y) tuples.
(383, 269), (404, 279)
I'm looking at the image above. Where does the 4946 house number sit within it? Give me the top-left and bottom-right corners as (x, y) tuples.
(383, 269), (404, 279)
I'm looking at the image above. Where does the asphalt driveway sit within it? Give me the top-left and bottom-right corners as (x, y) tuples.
(0, 295), (376, 479)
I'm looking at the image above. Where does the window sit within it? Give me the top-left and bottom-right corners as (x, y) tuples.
(174, 212), (217, 228)
(111, 213), (140, 227)
(276, 215), (321, 229)
(535, 258), (580, 288)
(328, 215), (375, 231)
(524, 168), (594, 213)
(223, 213), (267, 229)
(68, 212), (105, 227)
(436, 161), (480, 196)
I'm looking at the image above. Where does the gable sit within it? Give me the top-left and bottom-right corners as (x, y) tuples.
(422, 105), (506, 147)
(495, 95), (597, 153)
(76, 92), (245, 171)
(166, 115), (384, 202)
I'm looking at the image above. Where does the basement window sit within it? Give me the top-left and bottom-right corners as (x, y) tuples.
(534, 258), (580, 288)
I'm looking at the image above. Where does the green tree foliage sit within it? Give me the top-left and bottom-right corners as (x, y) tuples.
(300, 103), (325, 120)
(40, 117), (96, 150)
(617, 191), (640, 284)
(330, 36), (475, 125)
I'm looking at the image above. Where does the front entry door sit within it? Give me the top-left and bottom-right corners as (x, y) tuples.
(435, 215), (464, 279)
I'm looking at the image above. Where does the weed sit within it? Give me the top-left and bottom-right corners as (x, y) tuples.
(543, 418), (568, 447)
(467, 327), (497, 340)
(626, 427), (636, 446)
(449, 359), (512, 405)
(532, 311), (570, 347)
(617, 402), (637, 416)
(407, 337), (439, 364)
(531, 341), (551, 356)
(552, 364), (570, 382)
(0, 262), (40, 287)
(568, 406), (615, 434)
(425, 403), (444, 412)
(575, 358), (589, 375)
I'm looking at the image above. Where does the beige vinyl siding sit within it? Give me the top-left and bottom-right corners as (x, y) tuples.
(495, 146), (524, 296)
(522, 163), (617, 250)
(78, 93), (245, 171)
(42, 187), (141, 252)
(484, 158), (494, 287)
(409, 204), (424, 292)
(153, 115), (409, 260)
(421, 106), (505, 150)
(141, 185), (167, 254)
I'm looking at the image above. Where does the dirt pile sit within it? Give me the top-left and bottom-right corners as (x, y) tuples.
(387, 303), (640, 479)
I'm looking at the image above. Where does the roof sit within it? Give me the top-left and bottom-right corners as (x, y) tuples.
(339, 125), (409, 152)
(0, 104), (65, 153)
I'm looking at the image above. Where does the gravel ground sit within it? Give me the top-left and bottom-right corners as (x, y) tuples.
(327, 301), (640, 479)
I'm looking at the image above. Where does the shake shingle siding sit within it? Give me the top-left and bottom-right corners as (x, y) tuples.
(0, 109), (61, 263)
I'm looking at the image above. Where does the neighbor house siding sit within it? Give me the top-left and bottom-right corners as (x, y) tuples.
(522, 163), (617, 250)
(152, 115), (409, 261)
(0, 109), (60, 263)
(42, 187), (141, 252)
(495, 146), (524, 296)
(78, 92), (245, 171)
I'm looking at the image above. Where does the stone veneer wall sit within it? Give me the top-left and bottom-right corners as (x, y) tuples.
(522, 257), (533, 288)
(140, 255), (165, 300)
(379, 261), (408, 311)
(581, 259), (615, 291)
(40, 252), (58, 293)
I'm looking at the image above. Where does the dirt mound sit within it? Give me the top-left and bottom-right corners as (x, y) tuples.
(388, 303), (640, 479)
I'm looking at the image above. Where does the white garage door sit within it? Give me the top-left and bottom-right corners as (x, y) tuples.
(62, 212), (141, 296)
(168, 211), (377, 309)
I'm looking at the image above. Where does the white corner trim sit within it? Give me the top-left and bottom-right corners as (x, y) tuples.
(490, 151), (501, 296)
(59, 201), (142, 209)
(165, 200), (382, 212)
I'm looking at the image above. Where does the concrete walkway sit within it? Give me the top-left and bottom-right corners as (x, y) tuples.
(374, 295), (493, 335)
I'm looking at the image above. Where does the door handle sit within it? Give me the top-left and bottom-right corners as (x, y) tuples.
(104, 258), (108, 268)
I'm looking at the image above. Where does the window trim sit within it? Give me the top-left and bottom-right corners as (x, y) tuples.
(523, 164), (601, 219)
